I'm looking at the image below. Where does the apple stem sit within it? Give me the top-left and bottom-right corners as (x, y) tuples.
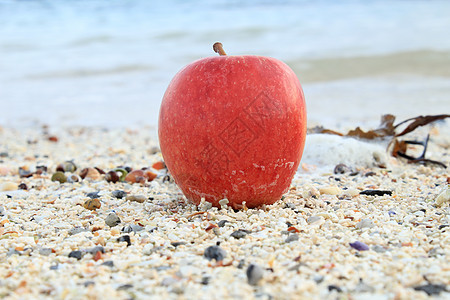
(213, 42), (227, 56)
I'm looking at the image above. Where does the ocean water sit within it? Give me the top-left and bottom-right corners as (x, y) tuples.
(1, 0), (450, 130)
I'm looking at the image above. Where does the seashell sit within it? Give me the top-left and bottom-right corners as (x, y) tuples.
(79, 168), (101, 180)
(51, 172), (67, 183)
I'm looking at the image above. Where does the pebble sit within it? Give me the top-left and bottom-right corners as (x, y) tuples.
(105, 171), (120, 183)
(39, 248), (54, 256)
(171, 242), (186, 248)
(435, 185), (449, 207)
(126, 195), (147, 203)
(0, 206), (5, 216)
(86, 191), (100, 199)
(230, 230), (249, 239)
(237, 259), (245, 269)
(356, 218), (375, 229)
(101, 261), (114, 268)
(203, 245), (227, 262)
(68, 227), (88, 235)
(246, 264), (264, 286)
(307, 216), (322, 224)
(371, 245), (388, 253)
(112, 190), (127, 199)
(328, 285), (343, 293)
(413, 283), (447, 296)
(319, 185), (342, 195)
(105, 212), (121, 227)
(84, 281), (95, 288)
(201, 276), (210, 285)
(86, 246), (105, 255)
(117, 284), (133, 291)
(349, 241), (370, 251)
(68, 250), (83, 260)
(218, 220), (229, 227)
(117, 235), (131, 246)
(7, 248), (21, 256)
(122, 224), (144, 233)
(125, 170), (147, 184)
(83, 198), (101, 210)
(285, 233), (299, 243)
(143, 243), (155, 255)
(313, 275), (324, 284)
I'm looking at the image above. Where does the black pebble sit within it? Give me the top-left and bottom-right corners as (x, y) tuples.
(171, 242), (186, 248)
(438, 225), (449, 230)
(201, 276), (210, 285)
(246, 264), (264, 286)
(328, 285), (343, 293)
(117, 235), (131, 246)
(112, 190), (127, 199)
(204, 245), (226, 261)
(84, 281), (95, 287)
(68, 250), (83, 260)
(231, 229), (249, 239)
(86, 192), (100, 199)
(217, 220), (229, 227)
(413, 283), (447, 296)
(101, 261), (114, 268)
(86, 246), (105, 255)
(117, 284), (133, 291)
(360, 190), (392, 196)
(237, 259), (245, 269)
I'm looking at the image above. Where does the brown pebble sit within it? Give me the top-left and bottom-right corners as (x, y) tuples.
(125, 170), (146, 184)
(152, 161), (166, 170)
(144, 170), (157, 181)
(126, 195), (146, 203)
(83, 199), (101, 210)
(105, 171), (120, 183)
(48, 136), (58, 142)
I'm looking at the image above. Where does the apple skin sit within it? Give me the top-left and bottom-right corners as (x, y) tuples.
(158, 54), (306, 209)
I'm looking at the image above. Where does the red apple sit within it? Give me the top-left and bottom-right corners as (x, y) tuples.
(158, 43), (306, 209)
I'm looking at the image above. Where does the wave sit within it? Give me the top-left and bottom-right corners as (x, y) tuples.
(287, 50), (450, 83)
(26, 64), (156, 80)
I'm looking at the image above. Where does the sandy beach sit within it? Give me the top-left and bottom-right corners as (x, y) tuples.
(0, 123), (448, 299)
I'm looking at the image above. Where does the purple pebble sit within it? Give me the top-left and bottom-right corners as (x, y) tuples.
(349, 241), (370, 251)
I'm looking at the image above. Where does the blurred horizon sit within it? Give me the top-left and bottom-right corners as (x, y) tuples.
(1, 0), (450, 130)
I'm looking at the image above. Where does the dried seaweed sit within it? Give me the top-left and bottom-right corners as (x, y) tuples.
(310, 114), (449, 167)
(394, 114), (450, 137)
(360, 190), (393, 196)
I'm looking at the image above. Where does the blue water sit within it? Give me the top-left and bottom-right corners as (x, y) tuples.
(1, 0), (450, 129)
